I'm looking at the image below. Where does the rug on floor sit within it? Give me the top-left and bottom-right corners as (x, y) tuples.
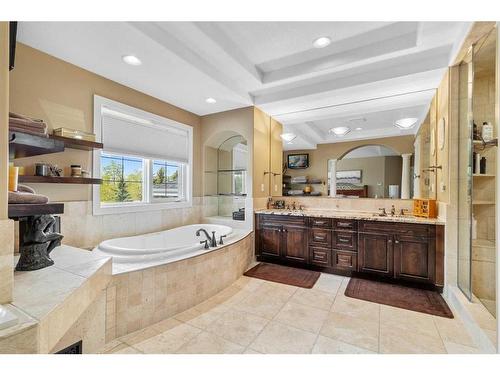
(244, 263), (320, 288)
(345, 277), (454, 318)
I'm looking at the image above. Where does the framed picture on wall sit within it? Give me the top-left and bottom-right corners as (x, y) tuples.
(287, 154), (309, 169)
(336, 170), (362, 184)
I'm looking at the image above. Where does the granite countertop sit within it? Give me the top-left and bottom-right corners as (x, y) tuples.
(254, 209), (445, 225)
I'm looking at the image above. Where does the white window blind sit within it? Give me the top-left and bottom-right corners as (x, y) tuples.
(100, 107), (190, 164)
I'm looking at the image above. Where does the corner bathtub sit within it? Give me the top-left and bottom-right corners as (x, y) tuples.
(93, 224), (234, 268)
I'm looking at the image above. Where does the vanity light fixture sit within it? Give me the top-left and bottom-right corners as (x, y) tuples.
(395, 117), (418, 129)
(280, 133), (297, 142)
(313, 36), (331, 48)
(329, 126), (351, 136)
(205, 97), (217, 104)
(122, 55), (142, 66)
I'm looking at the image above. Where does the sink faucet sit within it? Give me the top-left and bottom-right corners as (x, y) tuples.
(196, 228), (217, 247)
(390, 205), (396, 216)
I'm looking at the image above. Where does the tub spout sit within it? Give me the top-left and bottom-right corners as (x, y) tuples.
(196, 228), (217, 247)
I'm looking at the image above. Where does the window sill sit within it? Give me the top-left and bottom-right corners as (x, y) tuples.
(92, 200), (192, 216)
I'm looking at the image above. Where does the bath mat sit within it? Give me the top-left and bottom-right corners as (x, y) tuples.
(345, 277), (454, 318)
(244, 263), (320, 288)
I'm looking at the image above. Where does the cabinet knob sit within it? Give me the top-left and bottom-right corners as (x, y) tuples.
(388, 239), (392, 243)
(394, 240), (400, 244)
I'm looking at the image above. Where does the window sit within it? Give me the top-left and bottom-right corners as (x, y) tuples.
(100, 153), (144, 204)
(93, 96), (193, 215)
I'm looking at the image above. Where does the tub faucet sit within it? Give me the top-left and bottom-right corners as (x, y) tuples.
(196, 228), (217, 247)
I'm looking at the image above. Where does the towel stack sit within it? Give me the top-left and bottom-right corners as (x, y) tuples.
(291, 176), (307, 184)
(9, 112), (48, 137)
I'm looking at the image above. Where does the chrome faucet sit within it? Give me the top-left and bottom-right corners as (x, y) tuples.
(390, 205), (396, 216)
(196, 228), (217, 248)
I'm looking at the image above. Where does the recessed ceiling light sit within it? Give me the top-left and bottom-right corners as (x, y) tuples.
(355, 127), (363, 131)
(122, 55), (142, 66)
(329, 126), (351, 136)
(395, 117), (418, 129)
(205, 97), (217, 104)
(313, 36), (331, 48)
(280, 133), (297, 142)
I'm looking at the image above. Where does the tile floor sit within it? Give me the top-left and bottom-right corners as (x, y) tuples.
(101, 273), (482, 354)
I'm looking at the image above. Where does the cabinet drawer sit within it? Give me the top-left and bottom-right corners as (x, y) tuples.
(309, 217), (333, 228)
(333, 231), (357, 251)
(333, 219), (357, 231)
(309, 246), (332, 267)
(259, 214), (306, 227)
(333, 250), (357, 271)
(309, 228), (332, 246)
(359, 221), (428, 236)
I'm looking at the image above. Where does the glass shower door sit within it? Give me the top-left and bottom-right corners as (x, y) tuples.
(457, 47), (474, 300)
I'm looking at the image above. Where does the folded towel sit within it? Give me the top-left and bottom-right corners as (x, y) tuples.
(9, 124), (49, 137)
(9, 112), (45, 122)
(18, 184), (36, 194)
(8, 191), (49, 204)
(9, 118), (48, 131)
(9, 112), (48, 136)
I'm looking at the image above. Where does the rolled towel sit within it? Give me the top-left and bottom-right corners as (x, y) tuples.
(18, 184), (36, 194)
(9, 191), (49, 204)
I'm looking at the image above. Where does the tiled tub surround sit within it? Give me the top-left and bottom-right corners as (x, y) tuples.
(0, 246), (112, 353)
(105, 232), (254, 341)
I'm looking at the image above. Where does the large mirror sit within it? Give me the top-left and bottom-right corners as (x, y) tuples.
(328, 145), (404, 198)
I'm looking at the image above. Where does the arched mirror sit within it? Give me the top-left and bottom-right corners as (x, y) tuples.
(327, 145), (413, 199)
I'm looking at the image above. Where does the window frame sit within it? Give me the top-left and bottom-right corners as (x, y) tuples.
(93, 95), (193, 215)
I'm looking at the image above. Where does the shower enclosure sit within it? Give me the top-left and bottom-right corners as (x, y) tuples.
(457, 29), (497, 318)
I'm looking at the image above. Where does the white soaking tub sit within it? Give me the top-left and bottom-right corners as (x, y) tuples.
(93, 224), (234, 267)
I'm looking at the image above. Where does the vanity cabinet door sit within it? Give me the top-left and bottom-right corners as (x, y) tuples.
(259, 224), (282, 259)
(282, 225), (309, 263)
(332, 250), (357, 271)
(333, 231), (357, 251)
(393, 234), (435, 284)
(358, 233), (393, 276)
(309, 228), (332, 247)
(310, 246), (332, 267)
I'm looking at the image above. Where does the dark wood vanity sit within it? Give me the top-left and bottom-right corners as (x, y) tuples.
(255, 213), (444, 291)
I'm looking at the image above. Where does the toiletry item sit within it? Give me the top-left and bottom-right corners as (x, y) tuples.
(71, 165), (82, 177)
(480, 157), (486, 174)
(35, 163), (49, 176)
(475, 153), (481, 175)
(303, 185), (312, 193)
(473, 122), (480, 140)
(18, 166), (25, 175)
(82, 170), (90, 178)
(473, 152), (477, 174)
(472, 214), (477, 240)
(482, 122), (493, 142)
(8, 166), (19, 192)
(53, 127), (96, 142)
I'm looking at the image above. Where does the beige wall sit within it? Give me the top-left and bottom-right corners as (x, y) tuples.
(270, 118), (283, 196)
(436, 70), (450, 203)
(284, 135), (415, 196)
(0, 22), (13, 304)
(10, 43), (202, 200)
(253, 107), (271, 199)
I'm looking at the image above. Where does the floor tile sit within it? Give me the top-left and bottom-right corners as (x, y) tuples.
(320, 312), (379, 352)
(174, 306), (226, 330)
(206, 309), (270, 346)
(233, 276), (265, 292)
(233, 283), (292, 319)
(380, 305), (440, 339)
(331, 295), (380, 321)
(313, 274), (344, 294)
(312, 335), (376, 354)
(433, 316), (475, 347)
(250, 321), (317, 354)
(274, 301), (329, 334)
(379, 325), (446, 354)
(131, 323), (202, 354)
(444, 341), (481, 354)
(290, 288), (336, 311)
(175, 331), (244, 354)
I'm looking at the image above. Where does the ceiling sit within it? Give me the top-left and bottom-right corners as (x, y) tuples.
(17, 21), (471, 149)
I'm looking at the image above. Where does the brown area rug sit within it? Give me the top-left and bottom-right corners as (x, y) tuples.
(345, 278), (453, 318)
(244, 263), (320, 288)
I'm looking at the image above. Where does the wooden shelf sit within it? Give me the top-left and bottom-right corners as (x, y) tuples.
(49, 134), (103, 151)
(9, 131), (102, 160)
(9, 131), (64, 159)
(8, 203), (64, 218)
(473, 174), (495, 177)
(472, 200), (495, 205)
(18, 175), (102, 184)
